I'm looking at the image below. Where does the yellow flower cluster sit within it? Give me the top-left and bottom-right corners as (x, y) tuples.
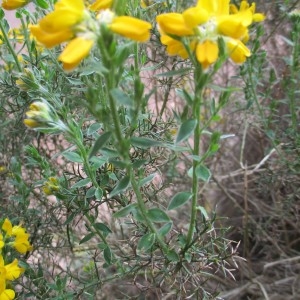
(1, 218), (33, 254)
(0, 218), (32, 300)
(42, 177), (60, 196)
(29, 0), (152, 71)
(3, 0), (264, 72)
(24, 102), (52, 129)
(156, 0), (265, 69)
(23, 101), (68, 132)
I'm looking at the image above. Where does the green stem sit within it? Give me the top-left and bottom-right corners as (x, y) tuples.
(183, 93), (202, 252)
(128, 167), (169, 254)
(20, 16), (34, 64)
(98, 37), (169, 254)
(84, 211), (108, 246)
(183, 68), (207, 253)
(0, 21), (22, 72)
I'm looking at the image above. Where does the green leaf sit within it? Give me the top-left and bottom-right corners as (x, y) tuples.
(155, 68), (191, 78)
(63, 212), (77, 225)
(176, 88), (193, 106)
(108, 159), (127, 169)
(79, 232), (95, 244)
(138, 173), (156, 187)
(132, 208), (144, 222)
(94, 223), (112, 235)
(137, 233), (156, 251)
(208, 84), (240, 92)
(110, 88), (133, 107)
(100, 147), (119, 157)
(197, 206), (209, 220)
(130, 137), (162, 149)
(89, 156), (107, 169)
(0, 8), (4, 20)
(103, 246), (112, 265)
(62, 152), (83, 163)
(132, 159), (148, 169)
(71, 178), (91, 189)
(97, 242), (107, 250)
(195, 165), (211, 182)
(168, 192), (192, 210)
(113, 203), (137, 218)
(109, 175), (130, 197)
(89, 132), (112, 158)
(95, 188), (103, 200)
(176, 119), (197, 144)
(166, 250), (180, 262)
(87, 123), (102, 135)
(158, 222), (173, 237)
(36, 0), (49, 8)
(147, 208), (170, 223)
(86, 187), (96, 198)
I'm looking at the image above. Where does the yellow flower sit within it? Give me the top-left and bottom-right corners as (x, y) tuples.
(29, 0), (85, 48)
(13, 232), (33, 254)
(0, 289), (15, 300)
(0, 255), (24, 300)
(95, 5), (152, 43)
(230, 0), (265, 22)
(196, 40), (219, 69)
(58, 36), (94, 71)
(29, 0), (94, 70)
(156, 0), (264, 69)
(29, 0), (151, 70)
(109, 16), (152, 42)
(2, 0), (29, 10)
(24, 102), (52, 129)
(0, 257), (24, 280)
(42, 177), (60, 196)
(1, 219), (33, 254)
(29, 25), (74, 48)
(90, 0), (112, 11)
(2, 219), (13, 236)
(16, 68), (38, 92)
(0, 235), (4, 250)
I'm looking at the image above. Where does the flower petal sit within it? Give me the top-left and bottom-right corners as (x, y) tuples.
(156, 13), (194, 36)
(4, 259), (24, 280)
(110, 16), (152, 42)
(182, 6), (209, 28)
(227, 39), (251, 63)
(2, 0), (28, 10)
(58, 37), (94, 71)
(196, 40), (219, 69)
(30, 25), (73, 48)
(90, 0), (113, 11)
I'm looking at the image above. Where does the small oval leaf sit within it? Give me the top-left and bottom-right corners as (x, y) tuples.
(137, 233), (156, 251)
(103, 246), (112, 265)
(147, 208), (170, 223)
(86, 187), (96, 198)
(113, 203), (137, 218)
(158, 222), (173, 237)
(168, 192), (192, 210)
(94, 223), (112, 235)
(89, 131), (112, 158)
(130, 137), (162, 149)
(62, 152), (83, 163)
(79, 232), (94, 244)
(109, 175), (130, 197)
(195, 165), (211, 182)
(71, 178), (91, 189)
(176, 119), (197, 144)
